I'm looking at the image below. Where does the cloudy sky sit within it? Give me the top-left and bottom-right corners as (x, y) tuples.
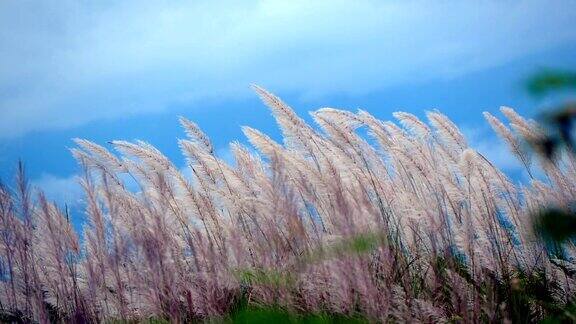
(1, 0), (576, 226)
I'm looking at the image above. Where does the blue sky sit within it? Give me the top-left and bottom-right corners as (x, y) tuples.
(1, 0), (576, 226)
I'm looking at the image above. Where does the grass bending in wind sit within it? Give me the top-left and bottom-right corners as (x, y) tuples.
(0, 86), (576, 323)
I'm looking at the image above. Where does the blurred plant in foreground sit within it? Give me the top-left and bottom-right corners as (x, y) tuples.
(524, 70), (576, 246)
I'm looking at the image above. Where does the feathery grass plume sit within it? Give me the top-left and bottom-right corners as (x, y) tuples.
(357, 109), (395, 151)
(252, 85), (325, 169)
(427, 110), (467, 152)
(73, 139), (126, 172)
(179, 116), (214, 154)
(500, 106), (543, 140)
(1, 87), (575, 322)
(393, 111), (431, 138)
(35, 192), (83, 318)
(483, 111), (533, 176)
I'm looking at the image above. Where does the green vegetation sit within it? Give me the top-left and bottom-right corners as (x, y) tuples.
(526, 69), (576, 97)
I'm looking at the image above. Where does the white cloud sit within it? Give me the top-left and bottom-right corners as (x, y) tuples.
(33, 173), (83, 207)
(1, 0), (575, 138)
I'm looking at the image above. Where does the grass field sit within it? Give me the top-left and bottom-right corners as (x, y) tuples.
(0, 87), (575, 322)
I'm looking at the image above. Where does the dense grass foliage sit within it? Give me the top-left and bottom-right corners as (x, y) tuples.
(1, 87), (575, 322)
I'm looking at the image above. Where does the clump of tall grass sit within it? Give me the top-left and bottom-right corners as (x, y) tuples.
(0, 87), (575, 322)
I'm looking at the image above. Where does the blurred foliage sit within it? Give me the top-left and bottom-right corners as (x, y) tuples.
(525, 69), (576, 159)
(212, 292), (370, 324)
(524, 68), (575, 199)
(534, 207), (576, 243)
(541, 302), (576, 323)
(525, 69), (576, 321)
(536, 103), (576, 159)
(526, 69), (576, 97)
(232, 268), (295, 288)
(221, 306), (369, 324)
(232, 232), (384, 290)
(106, 318), (170, 324)
(304, 232), (385, 264)
(527, 69), (576, 241)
